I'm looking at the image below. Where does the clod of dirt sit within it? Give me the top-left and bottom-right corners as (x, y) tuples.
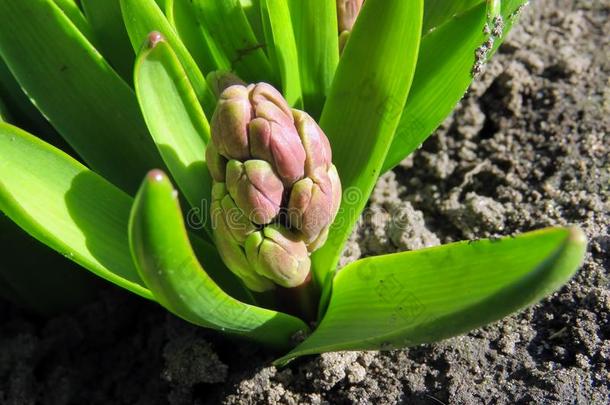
(163, 336), (228, 385)
(442, 191), (507, 238)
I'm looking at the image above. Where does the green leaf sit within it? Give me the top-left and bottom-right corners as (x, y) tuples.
(502, 0), (529, 16)
(312, 0), (424, 294)
(381, 3), (487, 172)
(134, 35), (212, 228)
(0, 122), (152, 298)
(187, 231), (256, 305)
(166, 0), (229, 75)
(422, 0), (482, 33)
(129, 169), (310, 348)
(259, 0), (302, 107)
(288, 0), (339, 118)
(495, 0), (530, 52)
(81, 0), (135, 83)
(382, 0), (529, 172)
(189, 0), (275, 84)
(239, 0), (265, 44)
(0, 123), (247, 304)
(276, 227), (586, 364)
(0, 0), (164, 194)
(120, 0), (216, 117)
(52, 0), (96, 42)
(0, 59), (78, 157)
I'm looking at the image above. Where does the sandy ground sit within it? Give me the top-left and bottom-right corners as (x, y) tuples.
(1, 0), (608, 403)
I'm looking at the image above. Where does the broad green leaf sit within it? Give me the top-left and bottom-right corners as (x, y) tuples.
(276, 227), (586, 364)
(0, 0), (164, 194)
(0, 60), (41, 128)
(134, 35), (213, 237)
(288, 0), (339, 118)
(0, 59), (75, 153)
(312, 0), (424, 294)
(260, 0), (302, 107)
(81, 0), (135, 82)
(0, 122), (152, 298)
(189, 0), (275, 84)
(129, 170), (310, 348)
(382, 0), (529, 172)
(239, 0), (265, 44)
(0, 123), (248, 303)
(120, 0), (216, 117)
(52, 0), (96, 42)
(502, 0), (529, 16)
(381, 3), (487, 172)
(422, 0), (482, 33)
(166, 0), (229, 74)
(187, 231), (255, 305)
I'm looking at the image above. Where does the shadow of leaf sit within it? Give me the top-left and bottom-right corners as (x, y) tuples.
(0, 213), (99, 314)
(64, 171), (145, 289)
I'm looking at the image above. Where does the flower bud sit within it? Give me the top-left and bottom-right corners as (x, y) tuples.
(212, 85), (251, 160)
(244, 225), (311, 288)
(208, 83), (342, 291)
(225, 159), (284, 225)
(210, 184), (274, 292)
(248, 84), (306, 184)
(337, 0), (364, 33)
(205, 141), (227, 182)
(206, 70), (246, 99)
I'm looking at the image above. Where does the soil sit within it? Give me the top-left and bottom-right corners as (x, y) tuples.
(1, 0), (608, 404)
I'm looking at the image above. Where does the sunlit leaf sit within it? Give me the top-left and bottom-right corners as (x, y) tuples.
(312, 0), (424, 297)
(0, 59), (65, 147)
(382, 3), (487, 172)
(81, 0), (135, 82)
(120, 0), (216, 116)
(166, 0), (229, 74)
(239, 0), (265, 44)
(288, 0), (338, 118)
(134, 35), (212, 227)
(276, 227), (586, 364)
(129, 169), (310, 348)
(260, 0), (302, 107)
(0, 0), (165, 194)
(53, 0), (96, 42)
(189, 0), (275, 84)
(422, 0), (482, 33)
(0, 122), (152, 298)
(0, 123), (248, 303)
(382, 0), (530, 172)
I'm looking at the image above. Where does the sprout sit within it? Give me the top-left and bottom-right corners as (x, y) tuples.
(0, 0), (585, 364)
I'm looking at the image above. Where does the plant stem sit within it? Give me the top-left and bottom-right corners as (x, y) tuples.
(276, 272), (319, 323)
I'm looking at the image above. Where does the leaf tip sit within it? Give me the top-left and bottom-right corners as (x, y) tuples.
(147, 169), (167, 183)
(567, 226), (586, 246)
(146, 31), (165, 49)
(272, 354), (295, 368)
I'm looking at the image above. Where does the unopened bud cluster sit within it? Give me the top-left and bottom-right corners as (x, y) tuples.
(207, 83), (341, 291)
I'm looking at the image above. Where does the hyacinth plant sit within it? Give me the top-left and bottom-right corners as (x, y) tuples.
(0, 0), (586, 365)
